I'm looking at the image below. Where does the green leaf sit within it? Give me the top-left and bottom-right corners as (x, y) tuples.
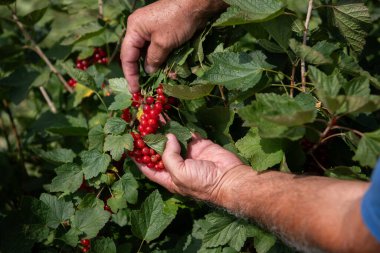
(289, 39), (332, 65)
(104, 134), (134, 161)
(61, 62), (97, 88)
(202, 213), (250, 251)
(61, 22), (104, 46)
(353, 129), (380, 168)
(108, 93), (132, 111)
(92, 237), (117, 253)
(131, 190), (177, 242)
(108, 171), (138, 212)
(142, 134), (168, 155)
(80, 150), (111, 179)
(261, 15), (293, 50)
(341, 76), (370, 96)
(197, 107), (234, 145)
(37, 148), (76, 164)
(308, 66), (342, 112)
(336, 95), (380, 114)
(39, 193), (75, 229)
(252, 230), (276, 253)
(50, 163), (83, 194)
(202, 51), (273, 91)
(214, 0), (284, 26)
(109, 78), (130, 94)
(163, 121), (192, 148)
(239, 93), (317, 127)
(71, 205), (111, 238)
(236, 128), (284, 171)
(89, 125), (105, 152)
(163, 83), (215, 100)
(104, 117), (127, 135)
(60, 228), (80, 247)
(332, 3), (371, 53)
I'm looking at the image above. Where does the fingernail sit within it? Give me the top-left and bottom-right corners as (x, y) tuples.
(145, 65), (156, 74)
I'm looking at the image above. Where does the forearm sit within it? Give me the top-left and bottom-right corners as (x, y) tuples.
(216, 166), (379, 252)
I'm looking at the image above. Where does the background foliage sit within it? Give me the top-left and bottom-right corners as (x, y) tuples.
(0, 0), (380, 252)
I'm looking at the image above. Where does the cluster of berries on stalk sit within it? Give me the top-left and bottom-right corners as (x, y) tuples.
(79, 239), (90, 253)
(67, 48), (108, 88)
(122, 84), (176, 171)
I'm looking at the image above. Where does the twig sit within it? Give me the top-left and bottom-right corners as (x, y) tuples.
(109, 27), (126, 64)
(0, 115), (11, 151)
(98, 0), (104, 19)
(331, 126), (364, 137)
(218, 85), (227, 106)
(2, 99), (24, 165)
(8, 7), (73, 93)
(310, 153), (327, 172)
(39, 86), (57, 113)
(132, 0), (138, 10)
(290, 63), (297, 97)
(301, 0), (313, 92)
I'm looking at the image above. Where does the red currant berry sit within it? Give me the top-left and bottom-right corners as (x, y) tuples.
(138, 125), (145, 133)
(149, 148), (156, 155)
(155, 154), (161, 160)
(142, 147), (150, 155)
(101, 58), (108, 64)
(148, 118), (157, 127)
(136, 139), (145, 149)
(143, 104), (151, 112)
(104, 205), (113, 213)
(147, 162), (155, 169)
(145, 126), (153, 134)
(133, 149), (142, 157)
(164, 104), (171, 110)
(142, 155), (151, 164)
(81, 247), (90, 253)
(135, 156), (143, 163)
(154, 102), (163, 112)
(131, 132), (140, 140)
(156, 87), (164, 95)
(80, 239), (90, 247)
(157, 94), (167, 103)
(151, 155), (158, 163)
(157, 161), (165, 170)
(146, 96), (155, 105)
(140, 119), (149, 127)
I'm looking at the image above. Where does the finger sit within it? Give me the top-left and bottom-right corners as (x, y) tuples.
(144, 34), (173, 74)
(190, 132), (203, 140)
(120, 31), (146, 93)
(187, 138), (215, 160)
(162, 134), (185, 173)
(133, 158), (176, 192)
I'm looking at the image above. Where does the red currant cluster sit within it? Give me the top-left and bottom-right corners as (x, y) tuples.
(122, 84), (177, 171)
(67, 48), (108, 88)
(93, 47), (108, 64)
(79, 239), (90, 253)
(129, 132), (165, 171)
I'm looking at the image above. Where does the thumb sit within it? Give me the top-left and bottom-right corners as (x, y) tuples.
(162, 134), (184, 172)
(144, 35), (173, 74)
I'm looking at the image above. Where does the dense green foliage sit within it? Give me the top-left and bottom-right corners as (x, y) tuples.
(0, 0), (380, 252)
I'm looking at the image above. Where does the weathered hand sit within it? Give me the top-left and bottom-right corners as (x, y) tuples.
(120, 0), (227, 93)
(136, 134), (247, 203)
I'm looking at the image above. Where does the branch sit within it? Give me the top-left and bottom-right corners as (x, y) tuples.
(2, 99), (24, 165)
(39, 86), (57, 113)
(98, 0), (104, 19)
(109, 27), (126, 64)
(301, 0), (313, 92)
(290, 63), (296, 97)
(9, 8), (74, 93)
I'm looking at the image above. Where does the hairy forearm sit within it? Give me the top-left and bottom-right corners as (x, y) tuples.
(216, 166), (379, 252)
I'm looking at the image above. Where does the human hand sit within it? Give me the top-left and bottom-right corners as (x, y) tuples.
(120, 0), (227, 93)
(135, 134), (249, 203)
